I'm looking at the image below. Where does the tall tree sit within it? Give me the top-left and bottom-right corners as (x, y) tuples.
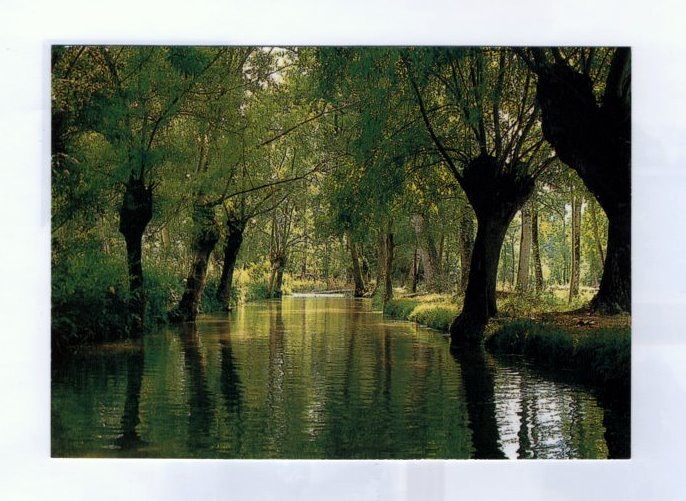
(520, 47), (631, 313)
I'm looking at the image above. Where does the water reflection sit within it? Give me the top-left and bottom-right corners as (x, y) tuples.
(451, 348), (506, 459)
(116, 347), (144, 451)
(219, 320), (243, 453)
(180, 323), (215, 453)
(51, 297), (627, 459)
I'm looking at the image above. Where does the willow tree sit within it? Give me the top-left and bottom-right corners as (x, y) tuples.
(404, 48), (557, 344)
(53, 46), (226, 330)
(169, 47), (256, 321)
(518, 47), (631, 313)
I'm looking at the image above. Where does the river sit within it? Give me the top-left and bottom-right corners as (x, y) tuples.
(51, 297), (627, 459)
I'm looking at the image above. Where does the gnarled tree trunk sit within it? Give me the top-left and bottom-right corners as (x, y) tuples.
(533, 48), (630, 312)
(172, 202), (220, 322)
(118, 177), (153, 332)
(450, 154), (535, 346)
(216, 215), (245, 310)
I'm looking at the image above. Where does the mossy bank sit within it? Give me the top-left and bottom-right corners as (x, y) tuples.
(383, 297), (630, 394)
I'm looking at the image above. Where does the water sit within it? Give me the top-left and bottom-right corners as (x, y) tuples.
(51, 297), (626, 459)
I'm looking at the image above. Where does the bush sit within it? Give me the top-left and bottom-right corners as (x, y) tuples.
(409, 304), (460, 332)
(383, 299), (419, 320)
(52, 253), (133, 351)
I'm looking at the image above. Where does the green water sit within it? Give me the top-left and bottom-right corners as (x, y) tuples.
(51, 297), (621, 459)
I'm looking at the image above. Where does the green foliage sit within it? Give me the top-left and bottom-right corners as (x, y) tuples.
(383, 298), (419, 319)
(52, 253), (132, 350)
(409, 304), (460, 332)
(383, 298), (459, 332)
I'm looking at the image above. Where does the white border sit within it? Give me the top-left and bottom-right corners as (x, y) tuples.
(2, 0), (686, 499)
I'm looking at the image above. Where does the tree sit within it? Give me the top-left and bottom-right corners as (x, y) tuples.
(405, 48), (555, 344)
(519, 47), (631, 313)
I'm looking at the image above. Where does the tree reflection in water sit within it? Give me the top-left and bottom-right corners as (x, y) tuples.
(220, 319), (244, 453)
(451, 347), (507, 459)
(180, 322), (215, 452)
(116, 346), (145, 451)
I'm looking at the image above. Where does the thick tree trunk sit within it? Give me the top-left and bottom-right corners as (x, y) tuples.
(451, 215), (511, 343)
(516, 204), (532, 293)
(216, 217), (245, 310)
(172, 203), (220, 322)
(593, 209), (631, 313)
(384, 229), (394, 302)
(531, 205), (544, 292)
(449, 154), (535, 346)
(459, 208), (474, 294)
(411, 213), (442, 291)
(118, 177), (153, 332)
(569, 188), (582, 302)
(533, 49), (630, 312)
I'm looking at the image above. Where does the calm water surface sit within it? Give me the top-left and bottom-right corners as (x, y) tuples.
(52, 297), (624, 459)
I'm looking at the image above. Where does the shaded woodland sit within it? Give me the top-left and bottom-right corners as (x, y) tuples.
(51, 46), (630, 350)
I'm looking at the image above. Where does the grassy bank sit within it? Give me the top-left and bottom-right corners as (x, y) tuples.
(383, 294), (630, 392)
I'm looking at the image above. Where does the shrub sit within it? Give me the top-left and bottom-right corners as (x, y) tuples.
(52, 253), (133, 351)
(383, 299), (419, 320)
(409, 304), (460, 332)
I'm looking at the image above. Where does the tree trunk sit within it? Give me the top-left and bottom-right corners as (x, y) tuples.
(459, 208), (474, 294)
(569, 188), (582, 302)
(533, 48), (630, 312)
(118, 177), (153, 332)
(593, 208), (630, 312)
(216, 216), (245, 310)
(384, 228), (394, 302)
(531, 204), (544, 292)
(349, 236), (365, 297)
(411, 213), (442, 291)
(516, 204), (532, 293)
(589, 197), (606, 286)
(411, 247), (418, 293)
(173, 203), (220, 322)
(449, 154), (535, 346)
(268, 253), (286, 298)
(373, 230), (386, 296)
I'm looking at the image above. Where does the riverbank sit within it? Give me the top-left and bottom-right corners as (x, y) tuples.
(382, 294), (630, 393)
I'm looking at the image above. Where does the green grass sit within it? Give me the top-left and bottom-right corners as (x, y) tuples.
(485, 319), (630, 389)
(383, 298), (459, 332)
(385, 293), (630, 392)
